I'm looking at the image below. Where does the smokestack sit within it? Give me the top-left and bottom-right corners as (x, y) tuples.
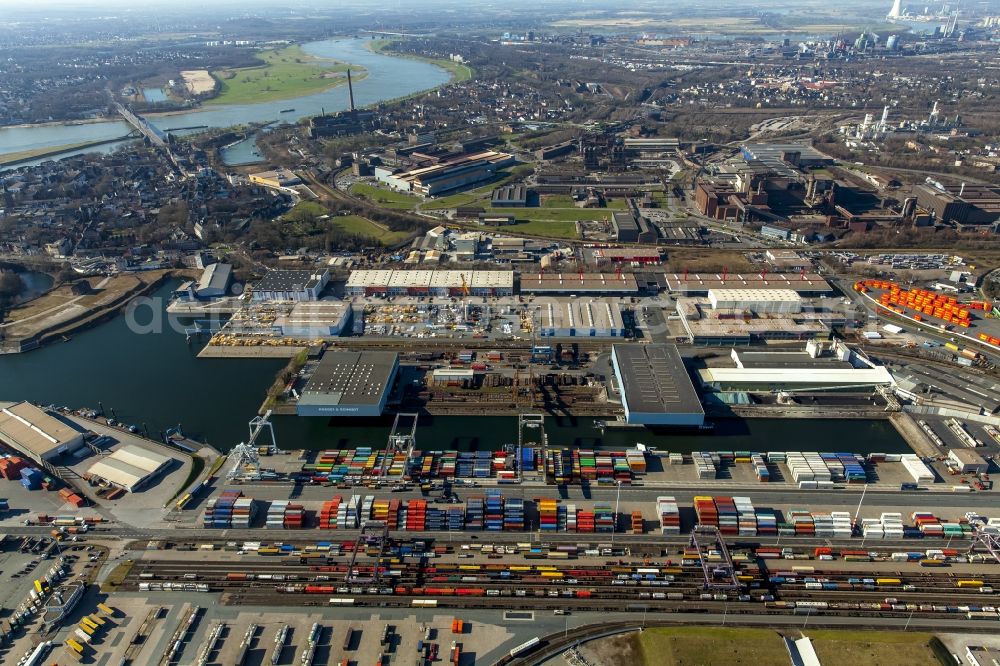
(347, 69), (356, 113)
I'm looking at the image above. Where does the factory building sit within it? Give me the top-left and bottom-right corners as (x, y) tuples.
(174, 262), (232, 301)
(665, 272), (833, 296)
(345, 270), (513, 297)
(698, 366), (893, 391)
(491, 184), (529, 207)
(85, 443), (173, 492)
(610, 344), (705, 426)
(252, 269), (330, 302)
(588, 248), (662, 265)
(271, 301), (352, 338)
(675, 301), (838, 345)
(248, 169), (302, 189)
(707, 288), (802, 313)
(376, 151), (515, 196)
(611, 211), (657, 243)
(0, 402), (86, 464)
(297, 351), (399, 417)
(520, 272), (639, 296)
(948, 448), (988, 474)
(537, 298), (626, 337)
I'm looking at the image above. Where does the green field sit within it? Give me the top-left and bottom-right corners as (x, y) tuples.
(630, 627), (947, 666)
(808, 630), (948, 666)
(505, 219), (579, 239)
(331, 215), (413, 245)
(491, 207), (611, 222)
(637, 627), (788, 666)
(350, 183), (421, 210)
(208, 45), (365, 105)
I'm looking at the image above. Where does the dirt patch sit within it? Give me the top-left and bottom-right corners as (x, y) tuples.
(181, 69), (215, 95)
(585, 632), (643, 666)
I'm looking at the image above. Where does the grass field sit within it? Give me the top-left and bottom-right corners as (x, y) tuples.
(350, 183), (421, 209)
(506, 219), (579, 239)
(624, 627), (947, 666)
(208, 45), (365, 105)
(636, 627), (788, 666)
(808, 630), (946, 666)
(331, 215), (413, 245)
(491, 207), (611, 222)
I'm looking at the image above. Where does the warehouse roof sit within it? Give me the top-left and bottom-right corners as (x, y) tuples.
(300, 351), (398, 406)
(0, 402), (84, 459)
(197, 262), (231, 293)
(539, 299), (625, 332)
(87, 443), (172, 491)
(708, 288), (802, 303)
(388, 270), (435, 288)
(612, 344), (704, 416)
(255, 269), (326, 293)
(346, 269), (394, 287)
(665, 272), (832, 293)
(698, 367), (894, 386)
(520, 272), (639, 293)
(948, 448), (987, 465)
(272, 301), (350, 329)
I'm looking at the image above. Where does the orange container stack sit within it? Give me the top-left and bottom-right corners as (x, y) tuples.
(318, 496), (342, 529)
(864, 280), (974, 327)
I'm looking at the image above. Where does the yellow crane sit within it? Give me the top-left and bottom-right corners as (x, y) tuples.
(460, 273), (471, 297)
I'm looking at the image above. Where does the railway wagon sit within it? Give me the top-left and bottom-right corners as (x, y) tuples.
(957, 580), (985, 588)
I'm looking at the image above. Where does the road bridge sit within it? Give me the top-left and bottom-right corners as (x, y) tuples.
(115, 102), (167, 148)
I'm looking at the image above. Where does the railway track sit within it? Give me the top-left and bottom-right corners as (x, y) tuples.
(125, 551), (1000, 624)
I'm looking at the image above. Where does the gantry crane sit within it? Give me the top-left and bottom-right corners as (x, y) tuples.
(226, 410), (277, 482)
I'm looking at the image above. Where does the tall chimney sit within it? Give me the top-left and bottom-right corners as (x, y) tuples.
(347, 69), (356, 113)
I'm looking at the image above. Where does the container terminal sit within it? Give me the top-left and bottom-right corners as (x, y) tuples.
(2, 275), (1000, 662)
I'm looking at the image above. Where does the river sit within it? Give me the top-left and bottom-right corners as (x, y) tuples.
(0, 280), (910, 455)
(0, 38), (450, 161)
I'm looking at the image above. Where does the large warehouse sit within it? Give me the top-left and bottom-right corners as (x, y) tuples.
(252, 269), (330, 302)
(665, 272), (833, 296)
(375, 151), (515, 196)
(297, 351), (400, 417)
(707, 288), (802, 313)
(86, 443), (174, 492)
(0, 402), (86, 464)
(345, 270), (514, 297)
(610, 344), (705, 426)
(537, 299), (626, 337)
(520, 272), (640, 296)
(272, 301), (352, 338)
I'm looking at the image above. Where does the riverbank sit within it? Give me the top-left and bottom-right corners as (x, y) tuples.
(0, 135), (134, 167)
(0, 270), (187, 354)
(366, 39), (473, 84)
(1, 39), (451, 158)
(205, 44), (369, 106)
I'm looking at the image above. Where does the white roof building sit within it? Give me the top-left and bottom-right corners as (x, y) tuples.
(86, 444), (173, 492)
(708, 288), (803, 313)
(0, 402), (86, 462)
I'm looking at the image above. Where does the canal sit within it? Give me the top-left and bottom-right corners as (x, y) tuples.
(0, 280), (910, 455)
